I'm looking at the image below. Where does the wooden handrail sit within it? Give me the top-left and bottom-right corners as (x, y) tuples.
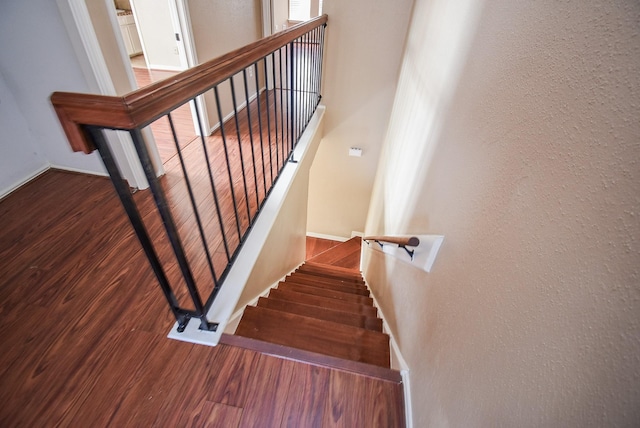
(50, 14), (328, 154)
(364, 236), (420, 247)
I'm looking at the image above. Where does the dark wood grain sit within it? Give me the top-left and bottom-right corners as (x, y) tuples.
(0, 170), (404, 426)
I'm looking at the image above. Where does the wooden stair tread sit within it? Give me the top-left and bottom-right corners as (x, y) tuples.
(221, 334), (401, 382)
(290, 271), (365, 286)
(235, 306), (390, 367)
(300, 261), (364, 278)
(278, 282), (373, 305)
(256, 297), (383, 331)
(268, 288), (378, 317)
(283, 277), (370, 296)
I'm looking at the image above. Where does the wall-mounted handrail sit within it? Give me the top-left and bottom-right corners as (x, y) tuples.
(363, 236), (420, 247)
(51, 14), (328, 154)
(50, 15), (328, 334)
(364, 235), (420, 259)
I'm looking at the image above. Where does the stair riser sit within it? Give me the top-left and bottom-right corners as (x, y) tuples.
(283, 278), (370, 296)
(268, 289), (378, 317)
(257, 298), (383, 332)
(295, 269), (365, 284)
(297, 266), (365, 281)
(278, 283), (373, 305)
(290, 272), (366, 287)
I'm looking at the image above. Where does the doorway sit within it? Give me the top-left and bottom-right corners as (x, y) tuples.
(113, 0), (200, 165)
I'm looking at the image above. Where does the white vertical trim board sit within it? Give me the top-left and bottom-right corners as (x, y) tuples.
(363, 274), (413, 428)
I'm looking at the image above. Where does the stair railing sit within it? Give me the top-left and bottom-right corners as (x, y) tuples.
(50, 15), (328, 333)
(363, 235), (420, 259)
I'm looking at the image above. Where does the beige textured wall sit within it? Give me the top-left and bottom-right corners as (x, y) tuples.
(86, 0), (135, 95)
(188, 0), (262, 131)
(363, 0), (640, 426)
(233, 112), (325, 312)
(306, 0), (414, 238)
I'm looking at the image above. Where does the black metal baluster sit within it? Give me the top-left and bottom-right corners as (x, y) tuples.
(262, 59), (274, 185)
(289, 40), (296, 151)
(254, 62), (268, 199)
(229, 76), (253, 224)
(242, 69), (260, 209)
(129, 127), (215, 332)
(278, 47), (286, 163)
(192, 99), (231, 264)
(168, 113), (219, 295)
(214, 85), (243, 242)
(270, 52), (280, 175)
(284, 43), (291, 155)
(87, 126), (192, 332)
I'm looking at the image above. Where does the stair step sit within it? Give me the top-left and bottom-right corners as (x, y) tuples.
(289, 271), (365, 287)
(287, 272), (367, 290)
(256, 297), (383, 332)
(283, 277), (370, 296)
(268, 289), (378, 318)
(296, 266), (365, 283)
(235, 306), (390, 367)
(301, 261), (363, 278)
(278, 282), (373, 305)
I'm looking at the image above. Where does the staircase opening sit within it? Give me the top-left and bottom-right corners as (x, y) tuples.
(235, 237), (393, 369)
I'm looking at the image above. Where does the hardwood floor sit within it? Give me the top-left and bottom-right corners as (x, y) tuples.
(0, 170), (405, 426)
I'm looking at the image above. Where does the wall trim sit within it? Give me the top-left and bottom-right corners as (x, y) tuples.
(147, 64), (184, 72)
(49, 164), (110, 177)
(306, 232), (349, 242)
(363, 271), (413, 428)
(0, 164), (50, 200)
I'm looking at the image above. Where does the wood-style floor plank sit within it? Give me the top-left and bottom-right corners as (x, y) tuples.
(307, 236), (362, 270)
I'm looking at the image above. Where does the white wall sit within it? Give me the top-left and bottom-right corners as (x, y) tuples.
(306, 0), (414, 238)
(0, 72), (48, 197)
(0, 0), (105, 190)
(363, 0), (640, 426)
(131, 0), (182, 70)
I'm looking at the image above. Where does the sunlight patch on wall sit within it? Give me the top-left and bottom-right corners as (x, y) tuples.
(373, 0), (483, 234)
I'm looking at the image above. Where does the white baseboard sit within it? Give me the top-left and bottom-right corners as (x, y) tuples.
(147, 64), (183, 72)
(0, 164), (50, 200)
(306, 232), (349, 242)
(50, 164), (109, 177)
(363, 274), (413, 428)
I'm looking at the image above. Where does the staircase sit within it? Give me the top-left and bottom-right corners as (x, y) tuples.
(235, 237), (390, 368)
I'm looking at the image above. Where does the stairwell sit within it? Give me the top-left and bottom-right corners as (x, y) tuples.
(235, 237), (391, 369)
